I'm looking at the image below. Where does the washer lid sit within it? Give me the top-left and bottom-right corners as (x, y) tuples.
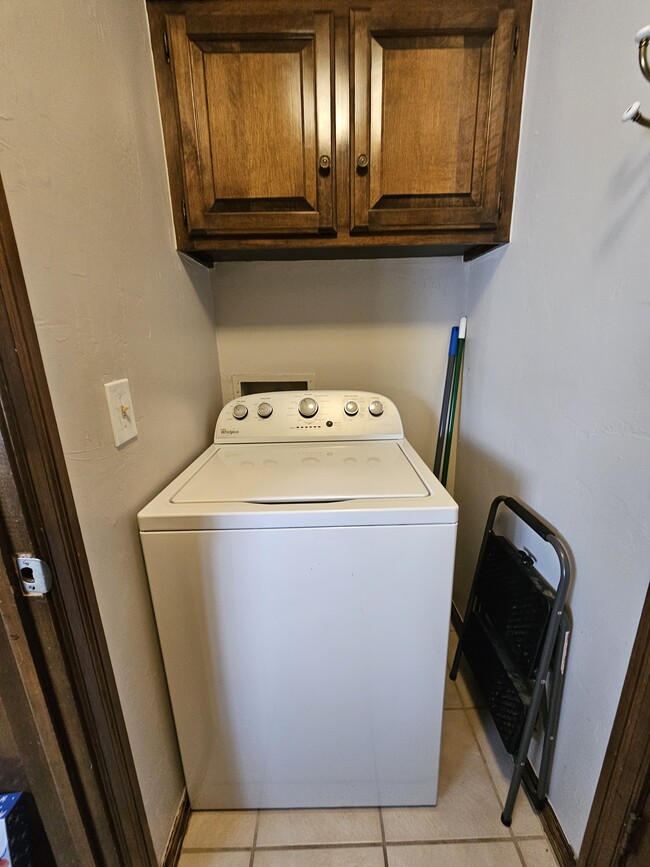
(171, 441), (429, 504)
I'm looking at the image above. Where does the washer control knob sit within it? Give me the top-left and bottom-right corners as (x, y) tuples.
(344, 400), (359, 416)
(368, 399), (384, 417)
(257, 402), (273, 418)
(232, 403), (248, 420)
(298, 397), (319, 418)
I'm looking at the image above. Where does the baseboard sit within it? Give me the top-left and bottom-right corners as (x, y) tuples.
(536, 791), (576, 867)
(160, 788), (190, 867)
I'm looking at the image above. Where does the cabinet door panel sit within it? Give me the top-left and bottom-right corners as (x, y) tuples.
(352, 3), (514, 233)
(204, 50), (310, 201)
(167, 11), (333, 237)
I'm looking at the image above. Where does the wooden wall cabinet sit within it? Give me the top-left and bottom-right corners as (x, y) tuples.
(147, 0), (532, 264)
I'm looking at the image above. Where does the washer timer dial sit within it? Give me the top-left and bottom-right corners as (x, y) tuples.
(369, 400), (384, 417)
(298, 397), (319, 418)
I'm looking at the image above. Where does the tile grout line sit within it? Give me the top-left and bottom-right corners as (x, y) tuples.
(363, 837), (536, 848)
(455, 677), (529, 867)
(248, 809), (260, 867)
(184, 836), (543, 854)
(511, 836), (530, 867)
(378, 807), (389, 867)
(253, 842), (384, 852)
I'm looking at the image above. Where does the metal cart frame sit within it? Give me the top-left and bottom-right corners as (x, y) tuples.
(450, 495), (571, 826)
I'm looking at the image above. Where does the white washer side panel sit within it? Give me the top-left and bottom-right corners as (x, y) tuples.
(141, 523), (457, 809)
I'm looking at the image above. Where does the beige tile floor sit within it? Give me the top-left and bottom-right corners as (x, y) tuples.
(178, 630), (561, 867)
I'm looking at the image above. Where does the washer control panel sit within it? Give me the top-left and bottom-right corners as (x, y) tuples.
(215, 391), (403, 442)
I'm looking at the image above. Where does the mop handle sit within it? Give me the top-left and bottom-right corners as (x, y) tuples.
(433, 327), (459, 478)
(441, 317), (466, 487)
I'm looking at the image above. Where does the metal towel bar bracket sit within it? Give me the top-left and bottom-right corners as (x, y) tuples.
(623, 25), (650, 128)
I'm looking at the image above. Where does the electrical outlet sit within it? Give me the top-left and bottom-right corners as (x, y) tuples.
(104, 378), (137, 447)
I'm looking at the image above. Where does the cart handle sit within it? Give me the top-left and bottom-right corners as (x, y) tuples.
(500, 496), (554, 540)
(490, 495), (570, 592)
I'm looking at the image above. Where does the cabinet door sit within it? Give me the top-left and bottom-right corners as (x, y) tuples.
(351, 2), (514, 233)
(166, 10), (334, 237)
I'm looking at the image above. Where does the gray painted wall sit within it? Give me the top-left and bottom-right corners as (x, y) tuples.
(455, 0), (650, 854)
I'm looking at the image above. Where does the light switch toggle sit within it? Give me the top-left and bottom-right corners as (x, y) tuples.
(104, 379), (138, 447)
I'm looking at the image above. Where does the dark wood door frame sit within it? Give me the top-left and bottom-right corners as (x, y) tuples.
(0, 174), (156, 866)
(578, 584), (650, 866)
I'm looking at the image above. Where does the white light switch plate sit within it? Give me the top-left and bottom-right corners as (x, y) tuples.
(104, 378), (138, 447)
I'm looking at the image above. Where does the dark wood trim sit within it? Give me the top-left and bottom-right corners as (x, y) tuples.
(161, 789), (190, 867)
(0, 550), (95, 864)
(494, 0), (533, 243)
(463, 243), (503, 262)
(0, 174), (156, 865)
(578, 584), (650, 866)
(534, 774), (577, 867)
(192, 242), (480, 264)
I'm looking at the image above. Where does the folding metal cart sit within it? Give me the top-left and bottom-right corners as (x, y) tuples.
(450, 496), (571, 825)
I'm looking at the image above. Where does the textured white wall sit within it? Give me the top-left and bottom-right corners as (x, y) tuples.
(455, 0), (650, 855)
(0, 0), (221, 857)
(213, 258), (467, 464)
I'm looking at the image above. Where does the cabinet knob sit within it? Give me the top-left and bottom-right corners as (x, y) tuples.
(319, 155), (331, 174)
(357, 153), (369, 171)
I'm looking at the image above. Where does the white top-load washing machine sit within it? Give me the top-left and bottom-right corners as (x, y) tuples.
(138, 391), (458, 810)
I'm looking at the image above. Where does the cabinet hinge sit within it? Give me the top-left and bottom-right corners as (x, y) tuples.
(181, 199), (188, 229)
(513, 25), (520, 57)
(498, 191), (505, 219)
(163, 29), (170, 64)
